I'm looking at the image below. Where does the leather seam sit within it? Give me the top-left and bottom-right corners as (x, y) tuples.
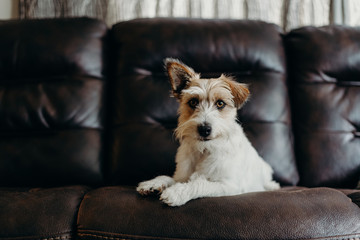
(78, 231), (192, 240)
(78, 233), (129, 240)
(39, 237), (71, 240)
(0, 235), (72, 240)
(77, 232), (360, 240)
(78, 232), (360, 240)
(302, 233), (360, 240)
(0, 76), (104, 85)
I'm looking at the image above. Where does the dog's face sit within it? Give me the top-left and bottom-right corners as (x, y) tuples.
(165, 58), (250, 143)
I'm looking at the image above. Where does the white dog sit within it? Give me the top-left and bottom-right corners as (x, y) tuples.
(137, 59), (280, 206)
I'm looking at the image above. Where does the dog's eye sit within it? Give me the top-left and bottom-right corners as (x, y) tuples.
(216, 100), (226, 109)
(188, 98), (199, 109)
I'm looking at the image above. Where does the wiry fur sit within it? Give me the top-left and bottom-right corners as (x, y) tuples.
(137, 59), (279, 206)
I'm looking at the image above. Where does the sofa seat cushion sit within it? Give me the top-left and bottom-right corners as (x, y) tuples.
(77, 186), (360, 240)
(0, 186), (88, 240)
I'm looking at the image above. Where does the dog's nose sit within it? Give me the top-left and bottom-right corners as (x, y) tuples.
(198, 124), (212, 138)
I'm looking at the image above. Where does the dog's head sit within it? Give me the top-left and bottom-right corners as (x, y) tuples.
(165, 58), (249, 143)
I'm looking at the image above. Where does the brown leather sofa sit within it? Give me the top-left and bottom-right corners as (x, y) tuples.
(0, 17), (359, 240)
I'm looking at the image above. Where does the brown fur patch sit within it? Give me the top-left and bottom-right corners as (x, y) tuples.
(165, 59), (198, 99)
(178, 101), (194, 125)
(221, 75), (250, 109)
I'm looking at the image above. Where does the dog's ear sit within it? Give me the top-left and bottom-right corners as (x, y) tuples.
(165, 58), (199, 98)
(222, 75), (250, 109)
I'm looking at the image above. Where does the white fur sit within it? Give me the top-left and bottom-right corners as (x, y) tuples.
(137, 60), (280, 206)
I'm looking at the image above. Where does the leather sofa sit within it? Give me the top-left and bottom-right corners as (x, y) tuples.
(0, 17), (359, 240)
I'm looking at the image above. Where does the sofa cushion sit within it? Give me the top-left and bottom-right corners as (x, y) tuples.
(349, 191), (360, 208)
(0, 18), (107, 187)
(109, 18), (299, 186)
(285, 26), (360, 188)
(77, 186), (360, 240)
(0, 186), (88, 240)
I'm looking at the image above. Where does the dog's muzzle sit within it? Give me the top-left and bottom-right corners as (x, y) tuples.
(197, 124), (212, 140)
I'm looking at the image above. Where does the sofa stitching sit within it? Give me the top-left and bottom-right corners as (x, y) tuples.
(38, 237), (71, 240)
(78, 233), (128, 240)
(78, 232), (191, 240)
(0, 235), (72, 240)
(303, 235), (360, 240)
(77, 232), (360, 240)
(78, 233), (360, 240)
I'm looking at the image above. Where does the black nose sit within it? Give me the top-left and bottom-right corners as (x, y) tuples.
(198, 124), (212, 138)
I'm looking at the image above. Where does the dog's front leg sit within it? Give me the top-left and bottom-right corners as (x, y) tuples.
(137, 149), (194, 196)
(137, 175), (175, 195)
(160, 175), (238, 206)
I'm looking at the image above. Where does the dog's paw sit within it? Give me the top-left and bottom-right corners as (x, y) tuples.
(136, 181), (157, 196)
(137, 181), (166, 196)
(160, 183), (191, 207)
(137, 176), (175, 196)
(265, 181), (280, 191)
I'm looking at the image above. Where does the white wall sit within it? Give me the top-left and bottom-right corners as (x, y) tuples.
(0, 0), (18, 19)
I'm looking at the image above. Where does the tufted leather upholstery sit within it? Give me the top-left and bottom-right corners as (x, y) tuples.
(0, 18), (107, 187)
(286, 26), (360, 188)
(0, 17), (360, 240)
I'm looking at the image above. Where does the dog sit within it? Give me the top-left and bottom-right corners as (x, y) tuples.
(136, 58), (280, 206)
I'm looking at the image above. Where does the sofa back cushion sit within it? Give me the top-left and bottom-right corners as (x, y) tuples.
(286, 26), (360, 188)
(109, 18), (299, 186)
(0, 18), (107, 187)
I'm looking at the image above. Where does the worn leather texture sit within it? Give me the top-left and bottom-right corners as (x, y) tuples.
(0, 18), (107, 187)
(285, 26), (360, 188)
(0, 186), (88, 239)
(77, 186), (360, 240)
(109, 18), (299, 186)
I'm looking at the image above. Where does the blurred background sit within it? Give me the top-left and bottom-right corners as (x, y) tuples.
(1, 0), (360, 31)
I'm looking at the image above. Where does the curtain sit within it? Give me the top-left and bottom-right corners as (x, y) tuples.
(19, 0), (360, 31)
